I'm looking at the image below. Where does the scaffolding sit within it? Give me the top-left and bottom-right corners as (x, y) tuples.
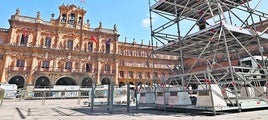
(138, 0), (268, 114)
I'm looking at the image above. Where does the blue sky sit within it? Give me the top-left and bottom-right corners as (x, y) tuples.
(0, 0), (267, 45)
(0, 0), (152, 44)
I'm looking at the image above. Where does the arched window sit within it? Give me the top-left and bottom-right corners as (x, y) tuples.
(69, 13), (75, 25)
(61, 14), (67, 23)
(78, 17), (82, 25)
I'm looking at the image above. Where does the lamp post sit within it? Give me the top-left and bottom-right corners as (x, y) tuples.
(90, 75), (95, 111)
(127, 79), (130, 112)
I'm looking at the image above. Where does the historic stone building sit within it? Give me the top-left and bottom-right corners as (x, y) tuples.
(0, 4), (178, 89)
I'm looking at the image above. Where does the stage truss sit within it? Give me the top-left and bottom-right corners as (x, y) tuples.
(138, 0), (268, 114)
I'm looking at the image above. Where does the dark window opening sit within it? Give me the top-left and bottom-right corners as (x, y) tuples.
(104, 64), (110, 71)
(86, 63), (92, 72)
(106, 44), (110, 54)
(69, 13), (75, 25)
(42, 61), (49, 69)
(65, 62), (72, 70)
(78, 17), (82, 25)
(146, 72), (150, 79)
(154, 72), (158, 78)
(129, 71), (133, 78)
(88, 42), (93, 52)
(67, 40), (73, 49)
(16, 60), (25, 67)
(61, 14), (67, 23)
(45, 37), (51, 47)
(20, 34), (28, 45)
(119, 71), (124, 78)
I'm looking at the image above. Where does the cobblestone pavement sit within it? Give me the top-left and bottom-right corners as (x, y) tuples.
(0, 99), (268, 120)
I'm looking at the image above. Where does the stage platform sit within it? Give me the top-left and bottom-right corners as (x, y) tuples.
(154, 22), (268, 57)
(151, 0), (252, 20)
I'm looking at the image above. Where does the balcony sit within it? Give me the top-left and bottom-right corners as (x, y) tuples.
(100, 70), (115, 76)
(7, 66), (31, 74)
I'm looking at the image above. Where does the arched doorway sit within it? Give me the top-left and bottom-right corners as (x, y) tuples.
(119, 82), (125, 87)
(101, 77), (111, 85)
(9, 75), (25, 89)
(81, 77), (93, 88)
(35, 76), (50, 88)
(55, 77), (77, 85)
(130, 82), (134, 85)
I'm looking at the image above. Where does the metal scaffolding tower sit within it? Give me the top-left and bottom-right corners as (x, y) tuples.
(139, 0), (268, 114)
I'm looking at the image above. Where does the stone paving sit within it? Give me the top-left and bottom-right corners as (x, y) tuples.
(0, 99), (268, 120)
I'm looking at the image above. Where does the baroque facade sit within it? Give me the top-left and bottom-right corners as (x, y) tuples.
(0, 4), (178, 89)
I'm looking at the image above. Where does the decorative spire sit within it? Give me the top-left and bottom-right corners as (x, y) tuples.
(124, 37), (127, 44)
(99, 22), (102, 28)
(87, 19), (90, 28)
(51, 13), (55, 18)
(113, 24), (117, 33)
(15, 8), (20, 15)
(141, 39), (143, 46)
(87, 19), (90, 25)
(37, 11), (40, 19)
(132, 38), (136, 45)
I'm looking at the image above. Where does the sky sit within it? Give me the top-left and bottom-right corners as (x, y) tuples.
(0, 0), (267, 45)
(0, 0), (153, 45)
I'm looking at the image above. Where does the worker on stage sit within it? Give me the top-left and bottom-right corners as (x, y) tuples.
(197, 10), (209, 30)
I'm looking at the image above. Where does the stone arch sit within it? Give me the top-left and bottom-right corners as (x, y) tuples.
(119, 81), (125, 87)
(81, 77), (93, 88)
(9, 75), (25, 89)
(101, 77), (111, 85)
(129, 82), (134, 85)
(55, 77), (77, 85)
(34, 76), (50, 88)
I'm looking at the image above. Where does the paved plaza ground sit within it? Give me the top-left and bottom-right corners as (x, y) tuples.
(0, 99), (268, 120)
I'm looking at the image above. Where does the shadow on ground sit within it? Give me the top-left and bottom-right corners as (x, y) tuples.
(69, 106), (232, 117)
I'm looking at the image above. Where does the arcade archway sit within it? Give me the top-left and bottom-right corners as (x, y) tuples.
(55, 77), (77, 85)
(81, 77), (93, 88)
(9, 75), (25, 89)
(119, 82), (125, 87)
(101, 77), (111, 85)
(130, 82), (134, 85)
(35, 76), (50, 88)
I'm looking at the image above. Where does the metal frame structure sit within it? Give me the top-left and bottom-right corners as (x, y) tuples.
(89, 84), (132, 112)
(143, 0), (268, 114)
